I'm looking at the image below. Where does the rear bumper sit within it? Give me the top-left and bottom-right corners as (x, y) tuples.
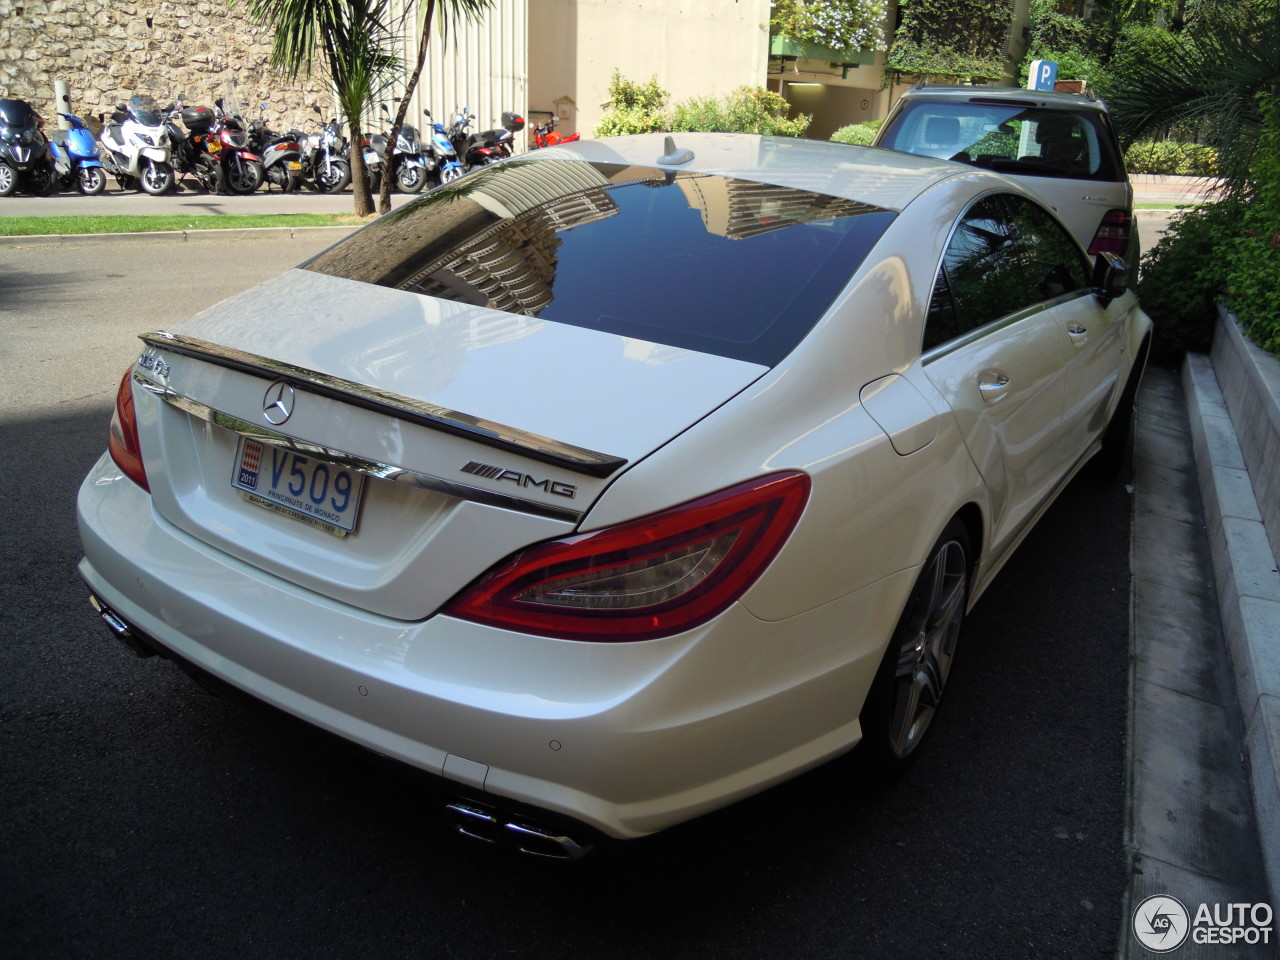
(78, 451), (907, 839)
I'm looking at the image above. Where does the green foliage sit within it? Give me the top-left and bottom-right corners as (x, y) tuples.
(595, 75), (811, 138)
(1107, 2), (1280, 189)
(770, 0), (888, 54)
(1224, 96), (1280, 353)
(886, 0), (1014, 83)
(829, 119), (883, 145)
(672, 88), (810, 137)
(1124, 139), (1220, 176)
(593, 71), (671, 137)
(1137, 199), (1239, 361)
(1139, 95), (1280, 361)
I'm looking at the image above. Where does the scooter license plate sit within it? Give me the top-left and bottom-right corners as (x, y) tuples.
(231, 437), (365, 537)
(287, 161), (301, 171)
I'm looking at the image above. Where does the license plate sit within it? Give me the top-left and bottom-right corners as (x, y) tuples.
(287, 160), (301, 171)
(232, 437), (365, 537)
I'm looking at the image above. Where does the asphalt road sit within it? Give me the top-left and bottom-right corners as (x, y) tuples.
(1, 234), (1133, 959)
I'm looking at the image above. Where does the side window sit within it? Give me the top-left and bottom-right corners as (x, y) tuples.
(924, 195), (1031, 348)
(1004, 194), (1092, 301)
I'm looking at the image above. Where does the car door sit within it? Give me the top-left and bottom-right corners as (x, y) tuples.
(1004, 194), (1126, 462)
(921, 193), (1077, 562)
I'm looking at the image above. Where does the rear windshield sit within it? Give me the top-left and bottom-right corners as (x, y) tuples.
(879, 98), (1123, 182)
(302, 159), (894, 366)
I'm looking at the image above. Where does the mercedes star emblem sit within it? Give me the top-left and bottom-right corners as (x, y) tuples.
(262, 380), (296, 425)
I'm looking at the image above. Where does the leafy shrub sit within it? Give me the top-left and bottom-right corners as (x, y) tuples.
(671, 87), (809, 137)
(593, 72), (671, 137)
(596, 74), (811, 138)
(830, 119), (882, 145)
(1125, 140), (1220, 176)
(1137, 199), (1239, 362)
(1224, 96), (1280, 354)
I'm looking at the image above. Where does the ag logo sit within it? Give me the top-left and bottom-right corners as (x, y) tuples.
(1133, 894), (1190, 952)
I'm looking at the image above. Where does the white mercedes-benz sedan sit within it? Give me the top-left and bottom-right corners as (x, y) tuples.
(77, 133), (1150, 857)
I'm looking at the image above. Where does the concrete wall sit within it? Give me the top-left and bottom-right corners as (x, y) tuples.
(530, 0), (772, 139)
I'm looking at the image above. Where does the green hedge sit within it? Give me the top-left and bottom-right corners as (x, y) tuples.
(830, 119), (882, 145)
(594, 72), (811, 138)
(1124, 140), (1220, 177)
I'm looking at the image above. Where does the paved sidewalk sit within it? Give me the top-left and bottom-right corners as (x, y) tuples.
(1120, 367), (1272, 956)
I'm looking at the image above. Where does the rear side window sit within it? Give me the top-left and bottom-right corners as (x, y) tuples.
(925, 193), (1091, 350)
(302, 159), (895, 367)
(880, 99), (1123, 182)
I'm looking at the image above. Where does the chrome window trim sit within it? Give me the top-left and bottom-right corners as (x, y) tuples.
(140, 331), (627, 479)
(134, 373), (585, 523)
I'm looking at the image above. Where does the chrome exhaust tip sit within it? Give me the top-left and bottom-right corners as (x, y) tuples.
(445, 800), (594, 860)
(88, 594), (157, 658)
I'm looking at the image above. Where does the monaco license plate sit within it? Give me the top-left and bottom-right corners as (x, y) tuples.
(232, 437), (365, 537)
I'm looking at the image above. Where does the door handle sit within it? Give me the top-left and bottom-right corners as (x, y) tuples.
(1067, 321), (1088, 346)
(978, 371), (1010, 404)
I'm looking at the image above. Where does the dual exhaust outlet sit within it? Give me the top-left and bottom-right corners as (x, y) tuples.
(89, 594), (596, 860)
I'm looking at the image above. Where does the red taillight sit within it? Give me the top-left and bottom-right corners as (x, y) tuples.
(108, 367), (149, 491)
(1088, 209), (1131, 256)
(444, 472), (811, 642)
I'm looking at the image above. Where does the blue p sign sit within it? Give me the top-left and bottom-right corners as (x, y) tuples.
(1028, 59), (1058, 91)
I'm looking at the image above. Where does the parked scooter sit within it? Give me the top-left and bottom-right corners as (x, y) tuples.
(299, 110), (351, 193)
(376, 103), (429, 193)
(0, 98), (55, 197)
(48, 110), (107, 195)
(99, 93), (175, 195)
(529, 113), (580, 150)
(447, 105), (523, 170)
(210, 89), (265, 194)
(423, 109), (465, 186)
(248, 103), (304, 193)
(163, 98), (223, 193)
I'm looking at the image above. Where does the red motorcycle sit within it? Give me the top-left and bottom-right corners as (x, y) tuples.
(210, 95), (265, 194)
(529, 113), (580, 150)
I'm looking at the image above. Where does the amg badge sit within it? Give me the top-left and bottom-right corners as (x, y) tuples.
(461, 461), (577, 499)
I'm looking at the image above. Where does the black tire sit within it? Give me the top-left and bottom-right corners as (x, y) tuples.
(859, 519), (970, 770)
(194, 156), (223, 194)
(78, 166), (107, 196)
(26, 163), (56, 196)
(226, 157), (264, 194)
(0, 161), (17, 197)
(139, 161), (175, 195)
(395, 162), (426, 193)
(316, 158), (350, 194)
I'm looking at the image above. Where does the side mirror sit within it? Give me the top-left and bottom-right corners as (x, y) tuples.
(1091, 252), (1127, 303)
(312, 105), (321, 116)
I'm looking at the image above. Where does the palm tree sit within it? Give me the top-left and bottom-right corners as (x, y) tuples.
(1107, 0), (1280, 193)
(240, 0), (402, 216)
(376, 0), (495, 215)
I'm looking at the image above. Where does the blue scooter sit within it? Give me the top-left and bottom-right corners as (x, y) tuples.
(49, 111), (106, 195)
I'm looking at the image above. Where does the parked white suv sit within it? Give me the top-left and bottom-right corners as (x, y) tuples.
(873, 85), (1138, 269)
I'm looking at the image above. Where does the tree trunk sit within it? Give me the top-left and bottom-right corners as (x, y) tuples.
(349, 121), (375, 217)
(380, 0), (437, 215)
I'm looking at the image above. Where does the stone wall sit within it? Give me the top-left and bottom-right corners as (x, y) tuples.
(0, 0), (332, 134)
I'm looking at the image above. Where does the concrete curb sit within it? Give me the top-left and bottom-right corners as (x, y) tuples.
(1182, 347), (1280, 904)
(1, 225), (357, 246)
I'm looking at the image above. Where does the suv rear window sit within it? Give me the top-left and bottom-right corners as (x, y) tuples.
(302, 159), (895, 367)
(879, 98), (1123, 182)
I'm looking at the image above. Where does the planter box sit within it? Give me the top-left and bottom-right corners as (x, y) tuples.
(770, 35), (875, 66)
(1214, 307), (1280, 564)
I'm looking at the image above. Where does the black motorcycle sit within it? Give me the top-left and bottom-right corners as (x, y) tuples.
(0, 98), (55, 197)
(164, 100), (223, 193)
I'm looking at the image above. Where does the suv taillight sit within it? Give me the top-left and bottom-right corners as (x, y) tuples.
(108, 367), (149, 491)
(1088, 209), (1131, 257)
(444, 472), (810, 642)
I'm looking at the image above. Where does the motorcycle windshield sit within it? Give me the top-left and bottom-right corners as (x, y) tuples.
(0, 98), (36, 127)
(129, 95), (163, 126)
